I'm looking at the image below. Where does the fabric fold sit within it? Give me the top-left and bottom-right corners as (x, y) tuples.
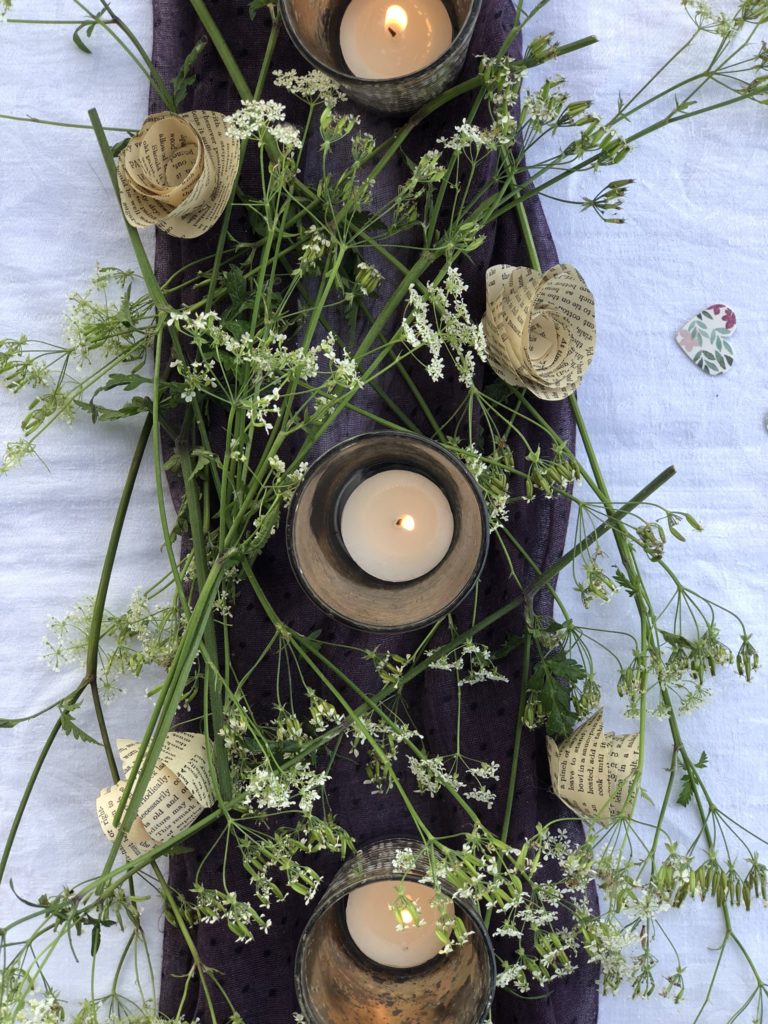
(150, 2), (600, 1021)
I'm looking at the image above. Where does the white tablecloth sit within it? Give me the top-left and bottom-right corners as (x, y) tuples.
(1, 1), (765, 1021)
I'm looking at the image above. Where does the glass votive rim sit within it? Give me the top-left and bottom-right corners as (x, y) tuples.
(279, 0), (480, 91)
(285, 430), (489, 634)
(294, 836), (497, 1024)
(277, 0), (484, 115)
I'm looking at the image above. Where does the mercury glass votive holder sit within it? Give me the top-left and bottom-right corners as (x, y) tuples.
(295, 838), (496, 1024)
(285, 431), (489, 634)
(278, 0), (484, 115)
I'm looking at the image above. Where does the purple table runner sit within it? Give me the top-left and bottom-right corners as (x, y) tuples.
(150, 1), (600, 1021)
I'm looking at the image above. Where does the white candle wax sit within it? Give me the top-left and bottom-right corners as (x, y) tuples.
(339, 0), (453, 80)
(340, 469), (453, 582)
(345, 880), (452, 968)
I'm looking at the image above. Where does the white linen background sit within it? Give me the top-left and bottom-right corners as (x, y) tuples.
(0, 1), (765, 1021)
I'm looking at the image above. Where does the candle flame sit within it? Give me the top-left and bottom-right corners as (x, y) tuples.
(396, 514), (416, 531)
(400, 908), (415, 926)
(385, 3), (408, 35)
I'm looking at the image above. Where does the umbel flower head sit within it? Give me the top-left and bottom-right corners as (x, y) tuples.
(117, 110), (240, 238)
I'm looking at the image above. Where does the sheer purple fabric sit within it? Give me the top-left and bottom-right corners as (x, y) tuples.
(150, 2), (600, 1021)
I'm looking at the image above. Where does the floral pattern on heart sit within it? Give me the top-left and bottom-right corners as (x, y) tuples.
(675, 304), (736, 375)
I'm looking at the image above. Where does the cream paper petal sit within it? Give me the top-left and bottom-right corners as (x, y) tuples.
(547, 710), (640, 823)
(157, 109), (240, 239)
(125, 115), (203, 204)
(119, 113), (203, 209)
(484, 265), (540, 385)
(159, 731), (216, 808)
(483, 262), (596, 401)
(96, 782), (156, 859)
(135, 763), (201, 844)
(117, 110), (240, 239)
(98, 732), (214, 858)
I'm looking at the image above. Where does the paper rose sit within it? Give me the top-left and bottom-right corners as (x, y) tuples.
(96, 731), (214, 858)
(483, 263), (596, 401)
(546, 710), (639, 822)
(117, 110), (240, 239)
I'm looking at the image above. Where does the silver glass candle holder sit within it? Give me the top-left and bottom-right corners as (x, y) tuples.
(285, 431), (489, 633)
(278, 0), (483, 115)
(295, 838), (496, 1024)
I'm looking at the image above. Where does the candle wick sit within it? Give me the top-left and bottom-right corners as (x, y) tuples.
(387, 25), (397, 35)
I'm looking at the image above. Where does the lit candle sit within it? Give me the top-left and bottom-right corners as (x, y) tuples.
(345, 881), (453, 968)
(340, 469), (454, 582)
(339, 0), (453, 80)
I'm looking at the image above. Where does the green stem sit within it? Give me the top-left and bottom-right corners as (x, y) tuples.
(178, 444), (232, 801)
(88, 109), (168, 311)
(101, 560), (227, 880)
(0, 113), (132, 132)
(186, 0), (251, 101)
(0, 416), (152, 881)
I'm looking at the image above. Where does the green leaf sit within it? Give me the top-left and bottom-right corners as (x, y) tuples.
(492, 633), (525, 660)
(677, 750), (708, 807)
(75, 396), (152, 423)
(224, 266), (248, 311)
(613, 568), (634, 594)
(529, 653), (586, 738)
(72, 21), (96, 54)
(171, 37), (208, 108)
(59, 700), (100, 746)
(110, 137), (131, 159)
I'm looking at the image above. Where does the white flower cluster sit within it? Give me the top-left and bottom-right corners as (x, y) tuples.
(318, 333), (362, 392)
(429, 640), (509, 686)
(391, 846), (417, 873)
(354, 261), (383, 296)
(168, 355), (217, 403)
(403, 267), (487, 387)
(224, 98), (301, 150)
(0, 437), (35, 474)
(449, 440), (511, 530)
(62, 266), (150, 370)
(7, 994), (63, 1024)
(241, 760), (330, 816)
(406, 754), (500, 808)
(308, 693), (345, 732)
(297, 224), (332, 273)
(273, 68), (347, 106)
(522, 75), (568, 134)
(438, 118), (513, 152)
(193, 885), (271, 940)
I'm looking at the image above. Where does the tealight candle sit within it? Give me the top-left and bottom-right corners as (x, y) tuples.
(345, 880), (452, 969)
(295, 837), (495, 1022)
(339, 0), (453, 79)
(340, 469), (454, 583)
(286, 431), (488, 632)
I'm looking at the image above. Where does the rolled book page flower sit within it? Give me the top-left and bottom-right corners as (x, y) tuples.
(483, 263), (596, 400)
(117, 110), (240, 239)
(546, 710), (640, 822)
(96, 731), (214, 858)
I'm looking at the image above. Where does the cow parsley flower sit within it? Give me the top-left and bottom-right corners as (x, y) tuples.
(224, 99), (301, 149)
(273, 68), (346, 106)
